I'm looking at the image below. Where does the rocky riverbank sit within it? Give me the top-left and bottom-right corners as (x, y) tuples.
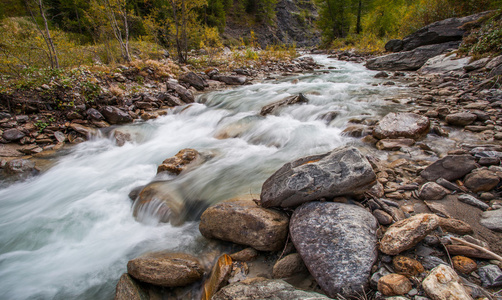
(114, 45), (502, 298)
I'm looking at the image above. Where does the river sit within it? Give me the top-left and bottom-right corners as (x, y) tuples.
(0, 55), (408, 299)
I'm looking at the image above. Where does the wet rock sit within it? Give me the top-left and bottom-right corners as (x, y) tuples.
(179, 72), (208, 91)
(201, 254), (233, 300)
(289, 201), (378, 298)
(2, 128), (25, 141)
(260, 93), (309, 116)
(418, 182), (449, 200)
(372, 113), (430, 140)
(260, 146), (376, 208)
(211, 75), (247, 85)
(374, 71), (389, 78)
(379, 214), (439, 255)
(376, 138), (415, 151)
(393, 256), (425, 276)
(418, 53), (470, 74)
(373, 209), (393, 225)
(480, 209), (502, 232)
(445, 112), (477, 126)
(166, 80), (195, 103)
(420, 155), (476, 182)
(365, 42), (461, 71)
(115, 273), (149, 300)
(127, 252), (204, 287)
(478, 264), (502, 288)
(157, 149), (201, 175)
(3, 159), (37, 175)
(438, 218), (473, 235)
(100, 106), (133, 124)
(86, 108), (104, 120)
(464, 169), (500, 193)
(132, 182), (185, 225)
(378, 274), (412, 296)
(272, 253), (308, 279)
(452, 256), (477, 274)
(317, 111), (340, 123)
(199, 197), (289, 251)
(342, 125), (370, 137)
(458, 194), (490, 211)
(422, 265), (471, 300)
(212, 278), (330, 300)
(229, 248), (258, 262)
(114, 130), (132, 147)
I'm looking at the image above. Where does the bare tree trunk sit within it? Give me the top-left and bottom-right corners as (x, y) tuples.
(103, 0), (131, 62)
(169, 0), (186, 64)
(38, 0), (59, 68)
(25, 0), (59, 68)
(356, 0), (362, 34)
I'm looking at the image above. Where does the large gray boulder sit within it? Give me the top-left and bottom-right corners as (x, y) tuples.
(290, 201), (379, 298)
(420, 155), (477, 181)
(212, 278), (330, 300)
(166, 80), (195, 103)
(260, 146), (376, 208)
(179, 72), (208, 91)
(366, 42), (460, 71)
(386, 11), (492, 52)
(373, 112), (430, 140)
(199, 197), (289, 251)
(418, 53), (471, 74)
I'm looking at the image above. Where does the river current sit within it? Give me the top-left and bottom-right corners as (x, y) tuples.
(0, 56), (408, 299)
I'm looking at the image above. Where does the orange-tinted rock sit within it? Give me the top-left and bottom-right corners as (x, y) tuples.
(393, 256), (425, 276)
(378, 274), (413, 296)
(157, 148), (201, 175)
(201, 254), (233, 300)
(452, 256), (477, 274)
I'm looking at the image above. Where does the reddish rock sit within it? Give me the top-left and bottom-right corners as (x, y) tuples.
(393, 256), (425, 276)
(464, 169), (500, 193)
(378, 274), (412, 296)
(373, 113), (430, 140)
(452, 256), (477, 274)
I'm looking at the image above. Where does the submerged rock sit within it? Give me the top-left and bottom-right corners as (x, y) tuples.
(372, 113), (430, 140)
(199, 197), (289, 251)
(289, 201), (378, 298)
(132, 182), (185, 225)
(212, 278), (330, 300)
(260, 146), (376, 208)
(260, 93), (309, 116)
(127, 252), (204, 287)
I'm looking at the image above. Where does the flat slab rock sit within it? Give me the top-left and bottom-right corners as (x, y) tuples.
(480, 209), (502, 232)
(199, 197), (289, 251)
(418, 53), (471, 74)
(212, 278), (330, 300)
(290, 201), (379, 298)
(260, 146), (376, 208)
(420, 155), (477, 182)
(373, 112), (430, 140)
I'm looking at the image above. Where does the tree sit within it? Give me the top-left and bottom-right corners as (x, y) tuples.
(24, 0), (60, 68)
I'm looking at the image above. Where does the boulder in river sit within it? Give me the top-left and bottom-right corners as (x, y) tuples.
(3, 159), (37, 175)
(260, 93), (309, 116)
(380, 214), (439, 255)
(199, 196), (289, 251)
(166, 80), (195, 103)
(132, 181), (185, 225)
(212, 278), (330, 300)
(420, 155), (476, 182)
(127, 252), (204, 287)
(372, 112), (430, 140)
(260, 146), (376, 208)
(157, 148), (201, 175)
(366, 42), (460, 71)
(211, 75), (247, 85)
(290, 201), (379, 298)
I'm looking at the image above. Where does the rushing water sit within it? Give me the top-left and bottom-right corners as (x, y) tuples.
(0, 56), (409, 299)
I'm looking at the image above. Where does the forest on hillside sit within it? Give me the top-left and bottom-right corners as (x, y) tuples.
(0, 0), (501, 75)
